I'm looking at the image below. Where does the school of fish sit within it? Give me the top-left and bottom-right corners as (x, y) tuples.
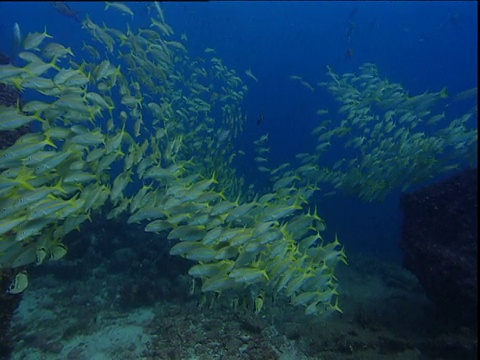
(1, 2), (477, 315)
(291, 65), (477, 202)
(0, 2), (350, 317)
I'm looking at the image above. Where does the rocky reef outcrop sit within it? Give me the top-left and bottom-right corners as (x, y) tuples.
(400, 169), (478, 329)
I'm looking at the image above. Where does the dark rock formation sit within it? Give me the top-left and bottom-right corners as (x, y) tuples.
(1, 50), (31, 152)
(0, 270), (22, 360)
(0, 83), (21, 108)
(0, 124), (31, 150)
(400, 169), (478, 328)
(0, 50), (29, 150)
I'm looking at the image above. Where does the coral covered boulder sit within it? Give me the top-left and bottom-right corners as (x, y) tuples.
(400, 169), (478, 328)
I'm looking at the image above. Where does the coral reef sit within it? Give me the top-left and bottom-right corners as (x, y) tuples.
(400, 168), (478, 328)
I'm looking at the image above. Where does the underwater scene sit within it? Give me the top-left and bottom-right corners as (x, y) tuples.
(0, 1), (477, 359)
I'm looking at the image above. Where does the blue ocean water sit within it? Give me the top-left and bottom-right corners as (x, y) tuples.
(0, 3), (478, 359)
(0, 1), (476, 261)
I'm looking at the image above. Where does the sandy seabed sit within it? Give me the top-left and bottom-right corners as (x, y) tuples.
(9, 253), (477, 360)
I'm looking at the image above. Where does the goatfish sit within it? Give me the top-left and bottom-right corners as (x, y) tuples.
(0, 135), (55, 169)
(0, 105), (44, 131)
(41, 42), (74, 59)
(0, 217), (27, 236)
(23, 27), (53, 50)
(245, 69), (258, 82)
(153, 2), (165, 22)
(105, 2), (134, 17)
(229, 267), (269, 284)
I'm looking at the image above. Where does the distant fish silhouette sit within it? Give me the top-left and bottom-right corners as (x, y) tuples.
(346, 21), (355, 42)
(52, 2), (81, 22)
(347, 5), (359, 23)
(12, 22), (22, 65)
(257, 114), (264, 125)
(345, 47), (354, 59)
